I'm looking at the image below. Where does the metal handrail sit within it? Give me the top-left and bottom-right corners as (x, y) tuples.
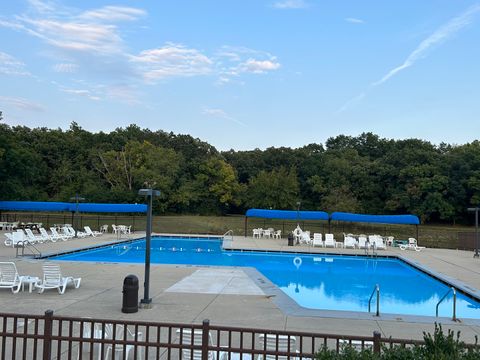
(368, 284), (380, 316)
(222, 230), (234, 249)
(436, 287), (457, 321)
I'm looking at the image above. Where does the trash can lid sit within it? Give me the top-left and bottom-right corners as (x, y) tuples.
(124, 274), (138, 285)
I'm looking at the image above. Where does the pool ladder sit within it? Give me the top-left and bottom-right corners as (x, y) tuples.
(368, 284), (380, 316)
(436, 287), (457, 321)
(364, 242), (378, 257)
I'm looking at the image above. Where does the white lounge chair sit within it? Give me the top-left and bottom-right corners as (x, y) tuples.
(39, 228), (58, 242)
(372, 235), (386, 250)
(100, 224), (109, 233)
(36, 262), (81, 294)
(344, 235), (357, 249)
(84, 226), (102, 237)
(358, 235), (368, 249)
(400, 238), (425, 252)
(312, 233), (323, 247)
(324, 234), (336, 248)
(273, 230), (282, 239)
(176, 328), (217, 360)
(24, 228), (46, 243)
(258, 334), (298, 360)
(104, 323), (143, 360)
(0, 262), (24, 293)
(65, 226), (87, 238)
(50, 227), (70, 241)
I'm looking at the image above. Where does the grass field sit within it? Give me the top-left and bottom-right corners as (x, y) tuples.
(1, 212), (476, 249)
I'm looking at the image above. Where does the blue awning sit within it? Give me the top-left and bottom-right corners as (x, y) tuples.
(246, 208), (329, 221)
(330, 212), (420, 225)
(0, 201), (147, 213)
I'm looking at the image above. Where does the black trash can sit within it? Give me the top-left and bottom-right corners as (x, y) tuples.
(288, 233), (294, 246)
(122, 274), (139, 313)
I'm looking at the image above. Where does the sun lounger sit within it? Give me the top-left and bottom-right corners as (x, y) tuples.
(324, 234), (336, 248)
(399, 238), (425, 251)
(344, 235), (357, 249)
(36, 262), (81, 294)
(312, 233), (323, 247)
(258, 334), (298, 360)
(84, 226), (102, 237)
(176, 328), (217, 360)
(0, 262), (24, 293)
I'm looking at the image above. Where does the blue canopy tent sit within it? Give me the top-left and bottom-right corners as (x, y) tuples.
(244, 208), (329, 237)
(330, 211), (420, 239)
(0, 201), (147, 232)
(0, 201), (147, 213)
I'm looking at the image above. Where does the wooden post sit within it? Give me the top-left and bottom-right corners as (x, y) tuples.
(43, 310), (54, 360)
(202, 319), (210, 360)
(373, 331), (381, 354)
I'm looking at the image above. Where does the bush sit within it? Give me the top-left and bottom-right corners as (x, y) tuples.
(315, 324), (480, 359)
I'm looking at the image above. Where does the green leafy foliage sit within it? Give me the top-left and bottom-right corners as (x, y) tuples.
(1, 124), (480, 222)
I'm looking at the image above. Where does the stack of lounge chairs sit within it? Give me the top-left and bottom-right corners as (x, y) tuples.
(3, 225), (104, 247)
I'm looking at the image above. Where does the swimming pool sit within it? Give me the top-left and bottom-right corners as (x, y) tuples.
(51, 236), (480, 319)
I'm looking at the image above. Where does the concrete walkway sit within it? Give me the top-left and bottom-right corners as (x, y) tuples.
(1, 231), (480, 344)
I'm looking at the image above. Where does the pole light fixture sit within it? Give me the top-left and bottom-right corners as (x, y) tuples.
(296, 201), (301, 226)
(69, 194), (85, 238)
(468, 207), (479, 258)
(138, 188), (160, 308)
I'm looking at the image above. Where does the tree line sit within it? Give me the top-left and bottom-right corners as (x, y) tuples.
(0, 123), (479, 224)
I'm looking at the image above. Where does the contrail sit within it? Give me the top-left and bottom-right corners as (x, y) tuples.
(337, 3), (480, 113)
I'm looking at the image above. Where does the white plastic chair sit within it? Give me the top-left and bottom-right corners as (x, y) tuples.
(312, 233), (323, 247)
(175, 328), (216, 360)
(104, 323), (143, 360)
(37, 262), (81, 294)
(0, 262), (24, 293)
(273, 230), (282, 239)
(84, 226), (102, 237)
(258, 334), (298, 360)
(324, 234), (336, 248)
(344, 236), (357, 249)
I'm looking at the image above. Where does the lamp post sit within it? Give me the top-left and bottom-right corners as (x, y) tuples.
(69, 194), (85, 238)
(468, 207), (479, 258)
(296, 201), (301, 226)
(138, 188), (160, 308)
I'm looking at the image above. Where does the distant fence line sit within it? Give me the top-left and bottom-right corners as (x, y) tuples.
(0, 211), (472, 249)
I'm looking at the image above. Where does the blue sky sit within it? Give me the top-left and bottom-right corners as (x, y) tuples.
(1, 0), (479, 150)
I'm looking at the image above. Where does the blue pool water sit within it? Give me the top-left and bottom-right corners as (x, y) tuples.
(51, 237), (480, 319)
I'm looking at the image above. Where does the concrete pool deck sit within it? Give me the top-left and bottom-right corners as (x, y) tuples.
(1, 231), (480, 344)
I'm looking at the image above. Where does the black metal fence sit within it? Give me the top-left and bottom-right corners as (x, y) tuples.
(0, 310), (439, 360)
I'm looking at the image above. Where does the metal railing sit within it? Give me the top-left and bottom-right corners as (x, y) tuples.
(14, 240), (42, 258)
(436, 287), (457, 321)
(222, 230), (234, 249)
(1, 309), (453, 359)
(368, 284), (380, 316)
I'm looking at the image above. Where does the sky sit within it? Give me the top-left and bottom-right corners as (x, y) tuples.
(1, 0), (479, 151)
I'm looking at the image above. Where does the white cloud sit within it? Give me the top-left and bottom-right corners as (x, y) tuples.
(130, 43), (213, 82)
(345, 17), (365, 24)
(61, 88), (101, 101)
(20, 18), (124, 54)
(0, 52), (30, 76)
(78, 6), (146, 22)
(337, 3), (480, 113)
(202, 107), (246, 127)
(53, 63), (78, 73)
(273, 0), (308, 9)
(239, 58), (281, 73)
(0, 95), (45, 112)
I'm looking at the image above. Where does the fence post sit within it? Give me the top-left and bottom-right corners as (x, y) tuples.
(373, 331), (381, 354)
(202, 319), (210, 360)
(43, 310), (54, 360)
